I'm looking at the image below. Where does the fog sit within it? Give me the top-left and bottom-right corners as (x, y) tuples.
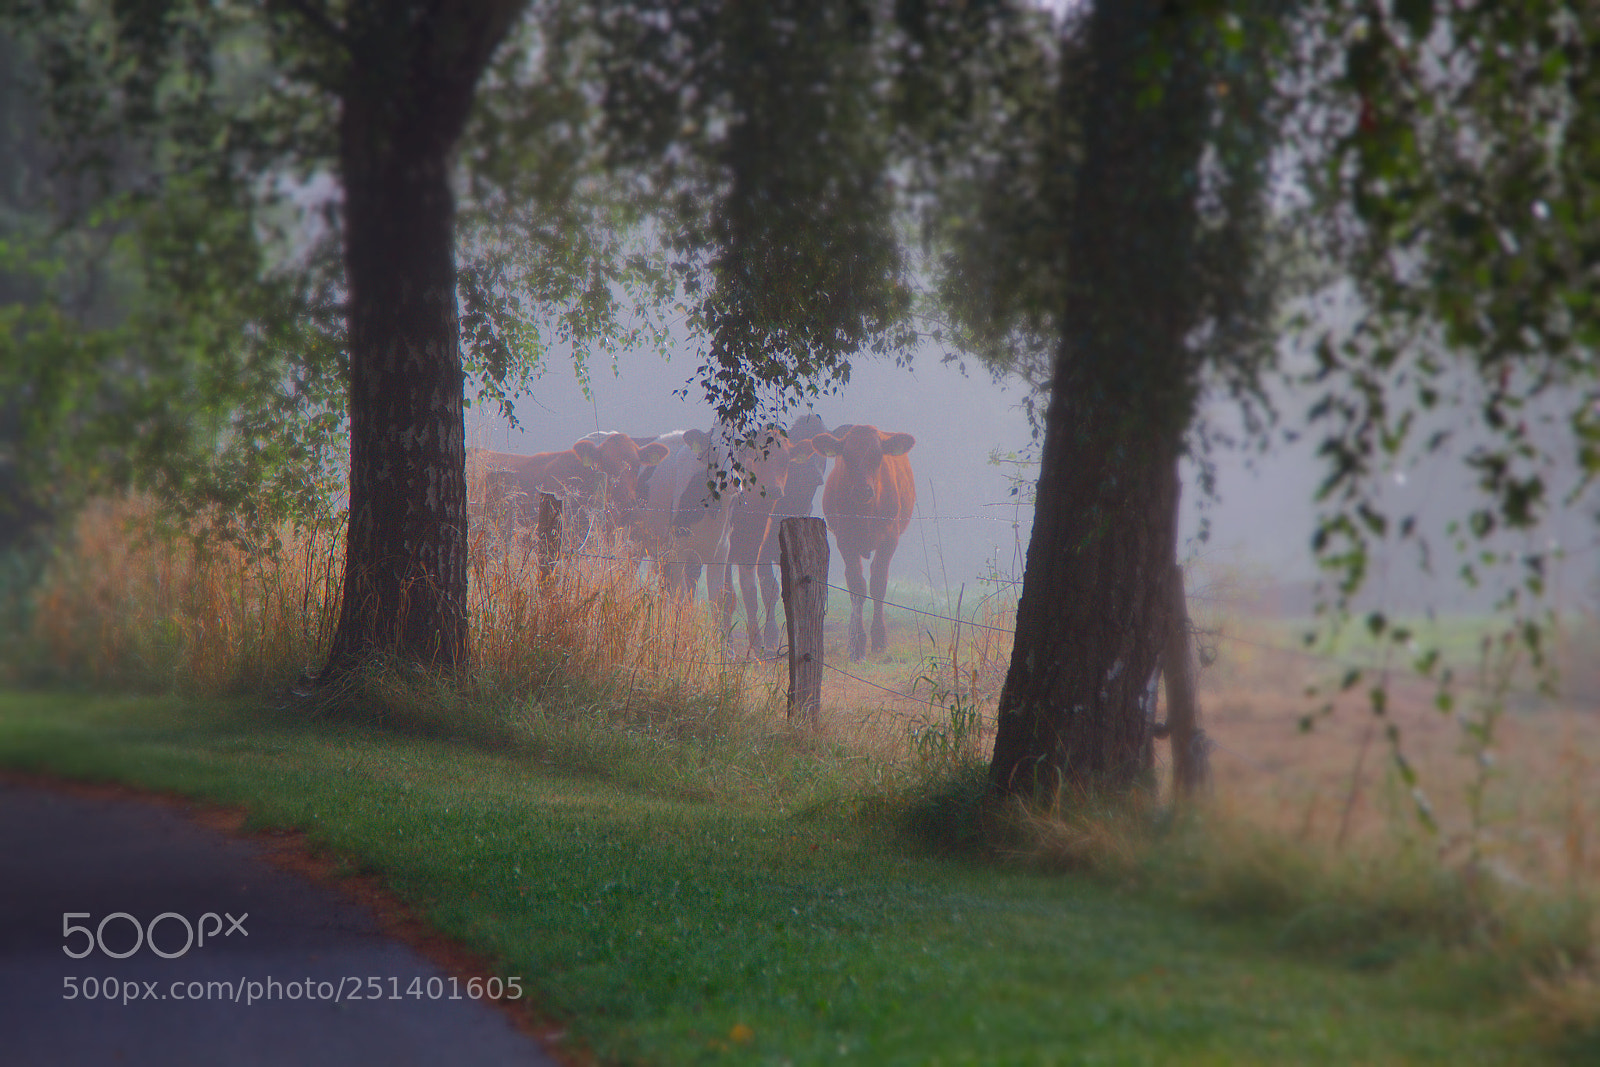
(464, 341), (1311, 601)
(470, 343), (1598, 617)
(469, 346), (1039, 596)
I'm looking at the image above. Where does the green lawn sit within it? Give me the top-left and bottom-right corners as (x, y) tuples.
(0, 689), (1580, 1065)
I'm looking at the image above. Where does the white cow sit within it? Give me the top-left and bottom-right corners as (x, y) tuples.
(632, 428), (734, 603)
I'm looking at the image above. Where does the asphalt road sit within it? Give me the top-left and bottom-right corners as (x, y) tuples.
(0, 781), (562, 1066)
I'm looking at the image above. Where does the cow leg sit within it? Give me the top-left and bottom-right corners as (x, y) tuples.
(739, 563), (765, 654)
(758, 562), (781, 649)
(842, 551), (868, 661)
(868, 541), (896, 654)
(704, 559), (723, 612)
(711, 562), (736, 645)
(668, 560), (700, 601)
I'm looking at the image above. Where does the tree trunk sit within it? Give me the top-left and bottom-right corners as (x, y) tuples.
(988, 1), (1208, 799)
(1163, 558), (1211, 799)
(988, 407), (1184, 796)
(322, 3), (525, 676)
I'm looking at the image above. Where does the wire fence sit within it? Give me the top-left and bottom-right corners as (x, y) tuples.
(821, 660), (953, 714)
(474, 503), (1600, 710)
(820, 581), (1017, 636)
(479, 493), (1029, 526)
(507, 545), (1600, 708)
(481, 530), (1017, 631)
(479, 489), (1599, 806)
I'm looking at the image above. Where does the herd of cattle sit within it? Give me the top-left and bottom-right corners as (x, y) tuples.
(471, 418), (916, 660)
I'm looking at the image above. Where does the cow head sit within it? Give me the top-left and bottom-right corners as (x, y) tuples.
(677, 428), (712, 461)
(571, 432), (670, 523)
(730, 425), (814, 500)
(780, 414), (828, 498)
(808, 425), (915, 503)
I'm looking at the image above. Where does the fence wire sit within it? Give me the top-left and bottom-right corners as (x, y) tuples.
(476, 512), (1598, 709)
(821, 660), (954, 714)
(820, 581), (1017, 636)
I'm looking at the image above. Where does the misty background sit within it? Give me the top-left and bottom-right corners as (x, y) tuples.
(469, 343), (1039, 598)
(468, 334), (1599, 620)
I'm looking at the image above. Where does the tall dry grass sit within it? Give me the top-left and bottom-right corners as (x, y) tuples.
(9, 498), (341, 693)
(464, 494), (772, 740)
(4, 491), (779, 749)
(1196, 614), (1600, 896)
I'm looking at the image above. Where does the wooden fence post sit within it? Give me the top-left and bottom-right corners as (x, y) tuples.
(1163, 560), (1211, 799)
(779, 517), (828, 725)
(537, 492), (562, 579)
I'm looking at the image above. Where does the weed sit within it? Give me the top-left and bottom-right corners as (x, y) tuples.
(907, 657), (985, 775)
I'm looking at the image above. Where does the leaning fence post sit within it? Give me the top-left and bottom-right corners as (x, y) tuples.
(779, 516), (828, 725)
(537, 492), (562, 579)
(1163, 560), (1212, 799)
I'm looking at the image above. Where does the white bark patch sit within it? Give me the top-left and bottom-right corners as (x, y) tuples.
(1139, 670), (1161, 719)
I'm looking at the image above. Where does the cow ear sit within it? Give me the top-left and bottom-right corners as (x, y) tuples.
(791, 414), (825, 438)
(640, 441), (670, 466)
(572, 439), (603, 468)
(682, 428), (710, 455)
(882, 432), (916, 456)
(789, 438), (815, 458)
(809, 432), (843, 458)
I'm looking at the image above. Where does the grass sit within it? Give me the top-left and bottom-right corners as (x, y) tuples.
(1196, 613), (1600, 891)
(2, 496), (1598, 1061)
(2, 688), (1591, 1065)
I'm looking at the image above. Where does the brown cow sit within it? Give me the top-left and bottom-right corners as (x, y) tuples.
(751, 413), (828, 649)
(476, 433), (669, 545)
(808, 424), (916, 661)
(629, 425), (809, 632)
(722, 427), (814, 653)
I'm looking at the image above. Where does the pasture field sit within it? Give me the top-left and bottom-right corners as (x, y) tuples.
(0, 689), (1589, 1065)
(810, 589), (1600, 895)
(1, 499), (1597, 1061)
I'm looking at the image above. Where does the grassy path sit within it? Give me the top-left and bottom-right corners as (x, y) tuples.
(0, 690), (1565, 1065)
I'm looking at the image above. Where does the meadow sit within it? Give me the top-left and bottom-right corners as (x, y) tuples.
(1, 497), (1597, 1063)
